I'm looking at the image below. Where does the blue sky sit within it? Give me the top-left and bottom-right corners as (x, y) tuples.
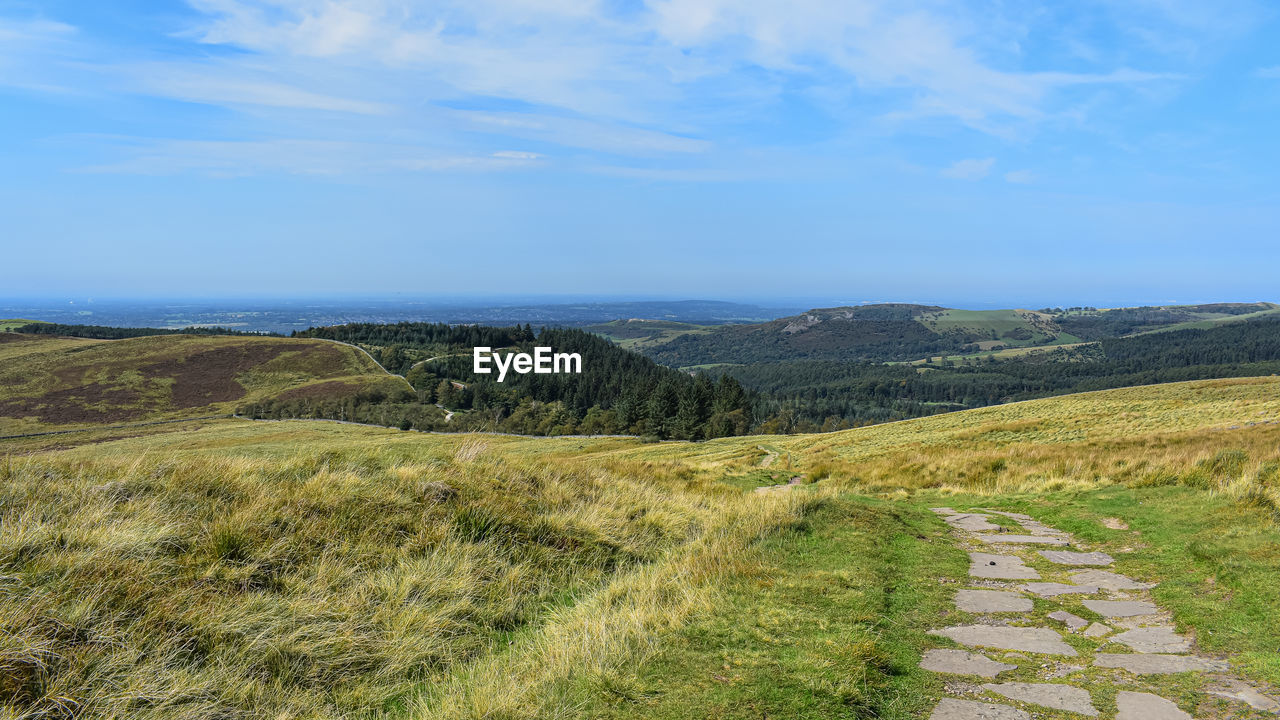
(2, 0), (1279, 306)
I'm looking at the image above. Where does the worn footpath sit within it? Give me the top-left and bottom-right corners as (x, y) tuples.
(922, 508), (1280, 719)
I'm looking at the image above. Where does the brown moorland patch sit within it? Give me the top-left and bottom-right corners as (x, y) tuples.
(141, 343), (290, 408)
(0, 335), (396, 430)
(272, 379), (361, 402)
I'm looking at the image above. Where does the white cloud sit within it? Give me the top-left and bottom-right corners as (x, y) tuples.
(455, 111), (710, 156)
(173, 0), (1178, 132)
(75, 138), (543, 176)
(1257, 66), (1280, 79)
(125, 65), (390, 114)
(0, 0), (1204, 177)
(1004, 169), (1035, 184)
(941, 157), (995, 180)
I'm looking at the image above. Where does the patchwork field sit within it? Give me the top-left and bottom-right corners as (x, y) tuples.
(0, 333), (410, 435)
(2, 376), (1278, 717)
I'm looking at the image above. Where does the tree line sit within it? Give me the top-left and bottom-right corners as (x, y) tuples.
(11, 323), (273, 339)
(719, 317), (1280, 430)
(247, 325), (757, 439)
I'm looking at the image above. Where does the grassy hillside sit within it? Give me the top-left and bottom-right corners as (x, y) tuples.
(0, 319), (46, 332)
(918, 307), (1075, 347)
(3, 377), (1279, 718)
(1053, 302), (1278, 340)
(0, 422), (812, 718)
(637, 302), (1279, 367)
(0, 333), (410, 435)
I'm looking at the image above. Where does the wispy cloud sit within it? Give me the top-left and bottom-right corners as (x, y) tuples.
(454, 111), (710, 156)
(1257, 66), (1280, 79)
(1004, 169), (1036, 184)
(123, 65), (391, 114)
(75, 138), (544, 176)
(941, 158), (995, 180)
(0, 0), (1232, 178)
(171, 0), (1184, 134)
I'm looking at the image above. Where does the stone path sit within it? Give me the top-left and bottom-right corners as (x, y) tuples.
(922, 507), (1280, 719)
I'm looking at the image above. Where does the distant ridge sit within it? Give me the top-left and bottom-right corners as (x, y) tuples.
(629, 302), (1279, 366)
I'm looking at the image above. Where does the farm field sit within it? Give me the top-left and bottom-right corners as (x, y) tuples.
(583, 318), (713, 350)
(918, 307), (1077, 347)
(3, 376), (1279, 717)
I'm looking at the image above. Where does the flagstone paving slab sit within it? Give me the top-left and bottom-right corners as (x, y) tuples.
(948, 514), (1002, 532)
(1018, 520), (1071, 537)
(1038, 550), (1114, 566)
(1022, 582), (1098, 597)
(956, 589), (1033, 613)
(1048, 610), (1088, 631)
(970, 552), (1040, 580)
(984, 511), (1033, 521)
(1205, 677), (1280, 713)
(930, 698), (1031, 719)
(920, 649), (1017, 678)
(982, 682), (1098, 716)
(1094, 653), (1229, 674)
(1082, 599), (1158, 618)
(931, 625), (1078, 656)
(1115, 690), (1192, 719)
(932, 507), (960, 515)
(976, 534), (1069, 546)
(1111, 626), (1190, 654)
(1069, 569), (1156, 591)
(1083, 622), (1112, 638)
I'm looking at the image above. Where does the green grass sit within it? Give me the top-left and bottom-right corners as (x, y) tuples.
(905, 340), (1096, 365)
(1128, 305), (1280, 336)
(0, 319), (45, 332)
(935, 485), (1280, 685)
(570, 496), (960, 719)
(918, 308), (1069, 347)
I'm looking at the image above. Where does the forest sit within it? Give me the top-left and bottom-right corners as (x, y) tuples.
(728, 317), (1280, 431)
(247, 325), (757, 439)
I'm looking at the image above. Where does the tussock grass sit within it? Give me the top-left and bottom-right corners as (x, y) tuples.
(416, 492), (818, 719)
(0, 433), (807, 719)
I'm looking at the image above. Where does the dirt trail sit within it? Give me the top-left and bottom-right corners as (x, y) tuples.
(758, 445), (779, 468)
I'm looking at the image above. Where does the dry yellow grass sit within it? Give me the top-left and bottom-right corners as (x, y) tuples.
(0, 422), (815, 719)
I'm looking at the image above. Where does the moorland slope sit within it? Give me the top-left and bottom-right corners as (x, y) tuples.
(0, 332), (410, 435)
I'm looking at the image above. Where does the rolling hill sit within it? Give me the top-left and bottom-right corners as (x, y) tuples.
(636, 301), (1279, 366)
(0, 332), (411, 435)
(3, 377), (1279, 718)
